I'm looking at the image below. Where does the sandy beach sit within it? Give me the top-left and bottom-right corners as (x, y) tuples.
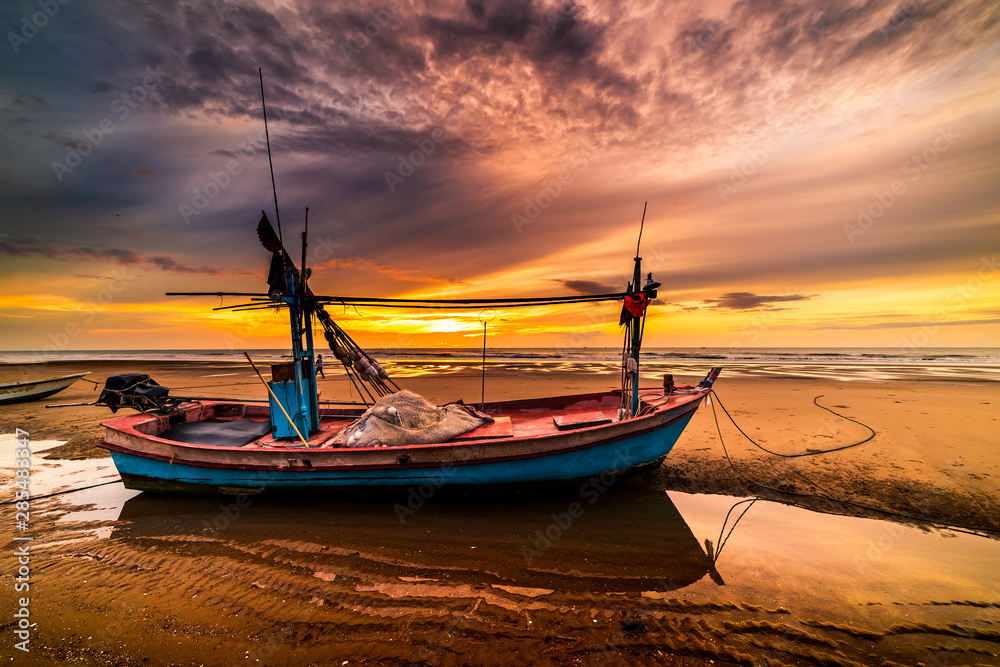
(3, 359), (997, 533)
(2, 358), (998, 665)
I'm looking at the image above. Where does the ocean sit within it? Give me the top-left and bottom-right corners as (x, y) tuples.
(2, 347), (998, 382)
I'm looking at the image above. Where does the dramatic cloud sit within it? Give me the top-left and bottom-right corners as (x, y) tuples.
(0, 235), (251, 277)
(703, 292), (814, 311)
(557, 279), (621, 295)
(0, 0), (997, 348)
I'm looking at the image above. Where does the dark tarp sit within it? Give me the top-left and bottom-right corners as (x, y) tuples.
(158, 418), (273, 447)
(258, 211), (290, 296)
(97, 374), (170, 413)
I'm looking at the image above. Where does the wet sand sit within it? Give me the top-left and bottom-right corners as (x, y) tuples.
(1, 359), (999, 665)
(2, 360), (998, 533)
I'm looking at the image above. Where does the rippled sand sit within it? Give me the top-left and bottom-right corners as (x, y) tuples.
(1, 359), (998, 665)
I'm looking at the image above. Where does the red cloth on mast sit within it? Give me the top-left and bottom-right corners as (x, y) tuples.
(619, 294), (649, 325)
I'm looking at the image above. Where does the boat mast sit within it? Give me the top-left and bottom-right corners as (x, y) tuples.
(260, 69), (318, 436)
(278, 223), (316, 435)
(629, 203), (647, 417)
(299, 207), (319, 432)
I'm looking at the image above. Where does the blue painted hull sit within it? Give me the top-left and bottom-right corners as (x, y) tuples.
(110, 412), (696, 494)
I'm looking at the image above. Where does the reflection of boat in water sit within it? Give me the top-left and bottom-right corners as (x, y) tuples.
(113, 486), (722, 594)
(0, 371), (89, 405)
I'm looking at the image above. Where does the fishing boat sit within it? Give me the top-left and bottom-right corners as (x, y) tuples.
(93, 209), (719, 495)
(92, 71), (719, 495)
(0, 372), (90, 405)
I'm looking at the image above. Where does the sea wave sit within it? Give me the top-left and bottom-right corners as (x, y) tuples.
(2, 347), (998, 381)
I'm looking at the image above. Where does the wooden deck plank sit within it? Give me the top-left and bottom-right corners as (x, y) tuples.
(451, 416), (514, 441)
(552, 410), (613, 431)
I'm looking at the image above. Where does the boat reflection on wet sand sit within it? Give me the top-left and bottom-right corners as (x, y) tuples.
(113, 486), (722, 596)
(33, 477), (1000, 666)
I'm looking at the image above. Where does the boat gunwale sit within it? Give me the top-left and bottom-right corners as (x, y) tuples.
(0, 371), (91, 389)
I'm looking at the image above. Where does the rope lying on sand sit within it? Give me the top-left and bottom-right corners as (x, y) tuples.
(712, 393), (876, 457)
(707, 390), (995, 537)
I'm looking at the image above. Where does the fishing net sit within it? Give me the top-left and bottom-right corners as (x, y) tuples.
(333, 390), (490, 448)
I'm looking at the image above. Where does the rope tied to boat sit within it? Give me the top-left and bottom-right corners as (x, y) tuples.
(705, 389), (995, 536)
(711, 392), (876, 458)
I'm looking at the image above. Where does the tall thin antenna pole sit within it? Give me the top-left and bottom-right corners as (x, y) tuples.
(259, 67), (282, 245)
(301, 206), (309, 329)
(481, 319), (487, 411)
(478, 309), (495, 412)
(301, 207), (309, 289)
(635, 201), (647, 258)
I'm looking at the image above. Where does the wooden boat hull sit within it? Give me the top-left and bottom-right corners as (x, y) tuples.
(98, 389), (707, 495)
(0, 372), (90, 405)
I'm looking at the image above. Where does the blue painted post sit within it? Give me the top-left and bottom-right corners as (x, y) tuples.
(282, 264), (315, 435)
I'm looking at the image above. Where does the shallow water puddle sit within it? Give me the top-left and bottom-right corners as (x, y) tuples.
(7, 446), (1000, 664)
(1, 433), (136, 530)
(670, 492), (999, 624)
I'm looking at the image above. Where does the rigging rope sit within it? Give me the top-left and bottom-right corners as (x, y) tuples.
(0, 478), (122, 505)
(706, 390), (994, 537)
(712, 392), (876, 457)
(713, 497), (757, 562)
(173, 291), (629, 310)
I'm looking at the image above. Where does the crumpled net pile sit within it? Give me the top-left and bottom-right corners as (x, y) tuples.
(332, 389), (490, 448)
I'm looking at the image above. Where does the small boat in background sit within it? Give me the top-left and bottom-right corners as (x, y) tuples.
(0, 372), (90, 405)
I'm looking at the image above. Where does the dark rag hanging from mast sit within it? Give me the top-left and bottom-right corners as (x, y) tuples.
(257, 211), (289, 296)
(257, 211), (283, 254)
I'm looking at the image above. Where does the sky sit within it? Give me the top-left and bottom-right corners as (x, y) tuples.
(0, 0), (998, 352)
